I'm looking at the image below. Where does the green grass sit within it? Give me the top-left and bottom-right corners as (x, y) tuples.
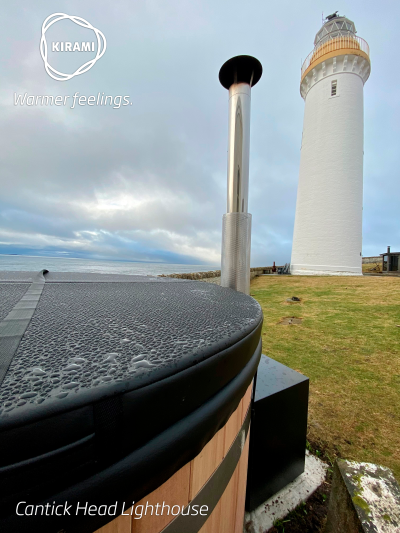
(250, 275), (400, 480)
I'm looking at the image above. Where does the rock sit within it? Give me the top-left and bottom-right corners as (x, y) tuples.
(244, 520), (255, 533)
(325, 459), (400, 532)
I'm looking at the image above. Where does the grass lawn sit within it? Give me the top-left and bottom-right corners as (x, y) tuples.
(250, 275), (400, 480)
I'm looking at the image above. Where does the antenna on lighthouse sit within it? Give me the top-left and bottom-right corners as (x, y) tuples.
(218, 55), (262, 294)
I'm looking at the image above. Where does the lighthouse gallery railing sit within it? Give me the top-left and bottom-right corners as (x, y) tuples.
(301, 35), (370, 78)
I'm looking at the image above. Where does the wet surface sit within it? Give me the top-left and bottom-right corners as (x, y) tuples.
(0, 277), (262, 418)
(0, 284), (29, 322)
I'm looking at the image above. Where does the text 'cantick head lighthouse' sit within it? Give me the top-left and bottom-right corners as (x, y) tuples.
(291, 13), (371, 276)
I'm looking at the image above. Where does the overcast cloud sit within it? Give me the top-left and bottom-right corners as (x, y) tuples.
(0, 0), (398, 266)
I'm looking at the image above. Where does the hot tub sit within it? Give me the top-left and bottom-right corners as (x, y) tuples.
(0, 271), (262, 533)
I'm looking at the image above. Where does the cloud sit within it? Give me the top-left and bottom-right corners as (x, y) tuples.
(0, 0), (399, 269)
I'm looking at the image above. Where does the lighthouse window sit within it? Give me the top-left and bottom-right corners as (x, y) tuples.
(331, 80), (337, 96)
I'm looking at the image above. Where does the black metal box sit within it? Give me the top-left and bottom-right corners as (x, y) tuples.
(246, 355), (309, 511)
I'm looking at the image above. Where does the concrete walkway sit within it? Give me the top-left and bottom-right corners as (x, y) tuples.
(244, 451), (328, 533)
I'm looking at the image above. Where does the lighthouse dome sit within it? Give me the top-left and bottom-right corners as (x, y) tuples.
(314, 14), (356, 46)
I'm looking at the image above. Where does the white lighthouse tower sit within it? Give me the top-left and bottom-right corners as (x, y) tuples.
(291, 13), (371, 275)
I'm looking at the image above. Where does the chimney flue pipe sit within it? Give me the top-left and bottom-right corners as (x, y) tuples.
(219, 55), (262, 295)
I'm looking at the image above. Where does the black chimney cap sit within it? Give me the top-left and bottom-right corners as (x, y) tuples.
(219, 55), (263, 90)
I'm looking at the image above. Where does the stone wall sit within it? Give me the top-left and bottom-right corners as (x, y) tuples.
(362, 256), (381, 264)
(158, 270), (221, 280)
(158, 267), (274, 282)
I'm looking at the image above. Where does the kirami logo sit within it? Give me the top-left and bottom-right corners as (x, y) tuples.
(40, 13), (106, 81)
(51, 42), (96, 52)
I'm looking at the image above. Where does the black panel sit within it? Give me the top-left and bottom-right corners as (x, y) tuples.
(246, 355), (309, 511)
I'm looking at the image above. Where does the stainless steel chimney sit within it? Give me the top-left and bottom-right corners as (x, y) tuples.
(219, 55), (263, 294)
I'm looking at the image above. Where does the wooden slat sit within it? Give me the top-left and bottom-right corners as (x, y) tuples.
(198, 471), (239, 533)
(214, 463), (239, 533)
(93, 379), (254, 533)
(190, 381), (253, 502)
(94, 512), (131, 533)
(234, 431), (250, 533)
(199, 383), (253, 533)
(131, 462), (191, 533)
(241, 383), (252, 424)
(197, 496), (221, 533)
(189, 425), (225, 501)
(223, 399), (243, 455)
(199, 430), (251, 533)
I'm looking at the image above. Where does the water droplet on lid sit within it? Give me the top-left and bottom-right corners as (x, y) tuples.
(20, 392), (37, 399)
(65, 364), (81, 372)
(104, 353), (119, 363)
(130, 360), (154, 370)
(63, 382), (79, 390)
(17, 400), (26, 406)
(130, 354), (146, 363)
(70, 357), (86, 364)
(57, 392), (68, 399)
(120, 339), (130, 344)
(32, 368), (46, 376)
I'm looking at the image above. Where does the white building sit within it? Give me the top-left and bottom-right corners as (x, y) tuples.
(291, 13), (371, 275)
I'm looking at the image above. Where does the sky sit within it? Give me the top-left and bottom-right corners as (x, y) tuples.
(0, 0), (398, 266)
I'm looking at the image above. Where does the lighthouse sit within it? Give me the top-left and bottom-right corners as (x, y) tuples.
(291, 13), (371, 275)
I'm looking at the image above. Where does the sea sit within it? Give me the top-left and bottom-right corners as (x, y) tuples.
(0, 255), (219, 276)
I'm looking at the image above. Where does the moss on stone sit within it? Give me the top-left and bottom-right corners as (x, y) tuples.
(352, 495), (371, 514)
(352, 472), (363, 489)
